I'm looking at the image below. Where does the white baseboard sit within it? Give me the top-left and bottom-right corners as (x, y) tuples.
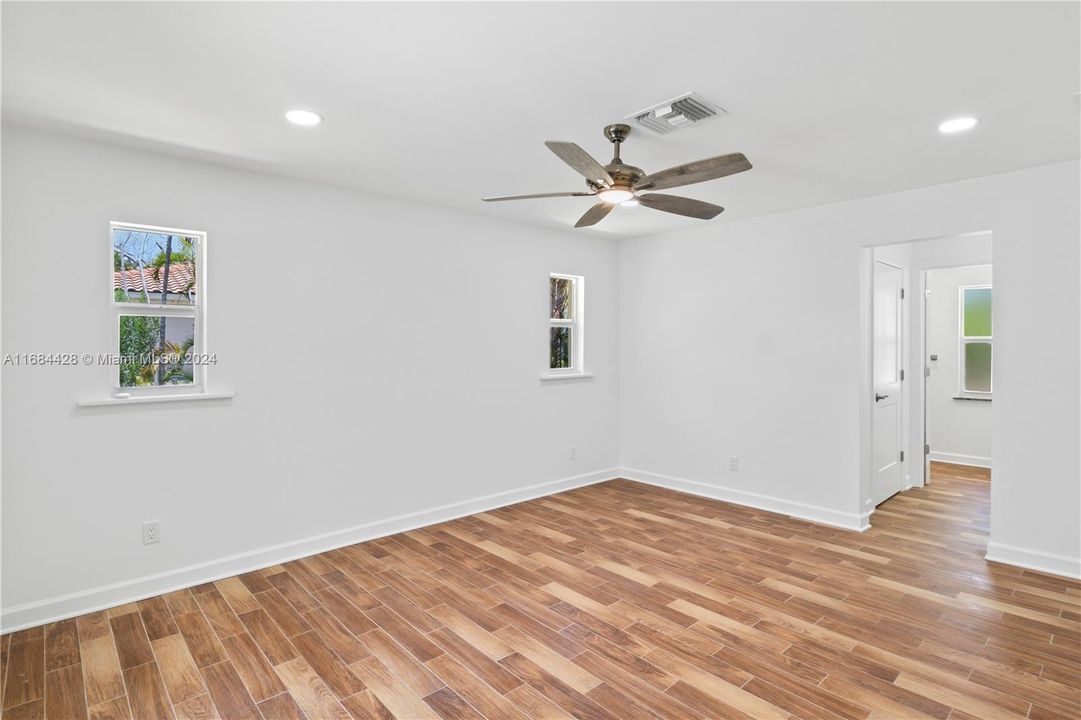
(18, 464), (1065, 631)
(1, 468), (620, 633)
(986, 541), (1081, 580)
(619, 467), (868, 532)
(929, 451), (991, 469)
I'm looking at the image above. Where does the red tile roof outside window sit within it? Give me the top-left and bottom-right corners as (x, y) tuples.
(114, 262), (196, 297)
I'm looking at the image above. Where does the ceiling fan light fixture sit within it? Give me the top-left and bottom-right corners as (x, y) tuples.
(622, 198), (640, 207)
(598, 188), (634, 204)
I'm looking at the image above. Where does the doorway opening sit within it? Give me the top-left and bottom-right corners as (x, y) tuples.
(925, 265), (992, 479)
(859, 232), (993, 523)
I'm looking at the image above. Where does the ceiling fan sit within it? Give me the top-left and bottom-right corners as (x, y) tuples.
(482, 124), (751, 228)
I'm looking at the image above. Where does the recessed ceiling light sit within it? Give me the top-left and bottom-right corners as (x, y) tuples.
(938, 116), (979, 134)
(285, 109), (323, 127)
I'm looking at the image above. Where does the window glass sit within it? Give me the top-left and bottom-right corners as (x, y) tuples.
(550, 277), (573, 320)
(118, 315), (196, 387)
(113, 228), (198, 306)
(964, 342), (992, 393)
(962, 287), (992, 337)
(550, 327), (572, 369)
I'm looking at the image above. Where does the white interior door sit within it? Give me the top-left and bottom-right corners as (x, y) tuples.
(873, 261), (905, 505)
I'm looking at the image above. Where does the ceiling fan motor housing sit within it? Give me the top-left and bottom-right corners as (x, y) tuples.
(602, 163), (645, 190)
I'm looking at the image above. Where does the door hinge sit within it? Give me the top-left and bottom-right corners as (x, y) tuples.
(900, 451), (905, 462)
(900, 288), (905, 299)
(899, 369), (905, 381)
(925, 444), (930, 455)
(925, 366), (931, 378)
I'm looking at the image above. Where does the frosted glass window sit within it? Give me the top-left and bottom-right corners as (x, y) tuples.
(962, 287), (992, 337)
(959, 284), (992, 397)
(963, 342), (992, 393)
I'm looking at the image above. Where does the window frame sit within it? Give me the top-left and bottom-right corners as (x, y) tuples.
(547, 273), (585, 376)
(110, 221), (208, 395)
(957, 283), (992, 399)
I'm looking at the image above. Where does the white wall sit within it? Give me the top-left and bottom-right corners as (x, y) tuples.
(620, 160), (1080, 576)
(1, 125), (621, 628)
(4, 127), (1078, 631)
(926, 265), (993, 466)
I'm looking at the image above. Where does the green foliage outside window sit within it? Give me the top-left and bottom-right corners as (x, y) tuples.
(550, 327), (571, 368)
(116, 289), (194, 387)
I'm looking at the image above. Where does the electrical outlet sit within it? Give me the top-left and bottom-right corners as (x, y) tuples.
(729, 456), (739, 472)
(569, 445), (577, 461)
(142, 521), (160, 545)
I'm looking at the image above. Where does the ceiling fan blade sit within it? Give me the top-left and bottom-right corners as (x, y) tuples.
(640, 153), (751, 191)
(545, 141), (614, 186)
(638, 193), (724, 220)
(482, 191), (594, 202)
(574, 202), (616, 228)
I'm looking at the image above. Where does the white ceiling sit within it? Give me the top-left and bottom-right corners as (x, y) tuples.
(4, 2), (1079, 239)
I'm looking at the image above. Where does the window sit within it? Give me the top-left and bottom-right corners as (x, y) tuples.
(959, 285), (992, 397)
(549, 274), (584, 373)
(111, 222), (206, 390)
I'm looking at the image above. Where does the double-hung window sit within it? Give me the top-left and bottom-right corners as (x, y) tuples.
(111, 222), (206, 392)
(959, 284), (992, 398)
(548, 274), (584, 374)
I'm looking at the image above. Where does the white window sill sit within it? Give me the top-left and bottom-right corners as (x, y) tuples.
(539, 372), (595, 382)
(77, 391), (235, 408)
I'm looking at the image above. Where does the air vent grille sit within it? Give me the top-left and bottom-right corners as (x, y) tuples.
(628, 92), (726, 135)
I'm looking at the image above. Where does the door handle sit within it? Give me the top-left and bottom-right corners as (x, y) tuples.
(875, 393), (889, 401)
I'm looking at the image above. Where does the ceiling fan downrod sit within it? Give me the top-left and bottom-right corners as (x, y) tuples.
(604, 123), (631, 163)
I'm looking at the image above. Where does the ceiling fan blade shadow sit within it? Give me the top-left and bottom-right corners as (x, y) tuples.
(482, 191), (595, 202)
(545, 141), (614, 186)
(638, 193), (724, 220)
(574, 202), (615, 228)
(640, 153), (751, 191)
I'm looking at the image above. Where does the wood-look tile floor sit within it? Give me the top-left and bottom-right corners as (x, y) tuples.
(2, 463), (1079, 719)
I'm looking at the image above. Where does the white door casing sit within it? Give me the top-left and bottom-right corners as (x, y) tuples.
(873, 261), (905, 505)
